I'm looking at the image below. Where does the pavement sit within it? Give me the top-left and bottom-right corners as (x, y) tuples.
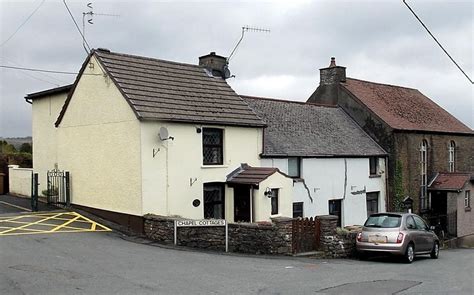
(0, 194), (50, 214)
(0, 194), (472, 294)
(1, 227), (473, 294)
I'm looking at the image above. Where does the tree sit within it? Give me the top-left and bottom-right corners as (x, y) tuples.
(19, 143), (32, 153)
(0, 141), (16, 154)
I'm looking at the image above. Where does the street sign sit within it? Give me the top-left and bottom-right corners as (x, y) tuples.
(176, 219), (226, 227)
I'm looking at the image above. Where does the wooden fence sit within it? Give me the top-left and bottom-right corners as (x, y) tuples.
(292, 217), (321, 254)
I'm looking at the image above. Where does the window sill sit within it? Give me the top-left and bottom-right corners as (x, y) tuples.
(369, 174), (382, 178)
(465, 207), (471, 212)
(201, 164), (229, 169)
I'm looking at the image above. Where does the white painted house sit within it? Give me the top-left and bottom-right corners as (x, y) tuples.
(243, 96), (388, 226)
(27, 49), (294, 231)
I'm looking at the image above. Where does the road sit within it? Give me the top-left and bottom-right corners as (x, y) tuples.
(1, 227), (473, 295)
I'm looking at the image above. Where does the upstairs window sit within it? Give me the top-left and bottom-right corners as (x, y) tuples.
(288, 157), (301, 178)
(369, 157), (379, 176)
(420, 140), (429, 211)
(448, 141), (456, 172)
(203, 128), (223, 165)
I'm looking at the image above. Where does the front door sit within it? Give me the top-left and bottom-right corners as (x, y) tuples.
(329, 199), (342, 226)
(234, 185), (251, 222)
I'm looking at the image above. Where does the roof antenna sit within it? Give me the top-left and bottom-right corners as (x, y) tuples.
(227, 26), (270, 63)
(82, 2), (120, 52)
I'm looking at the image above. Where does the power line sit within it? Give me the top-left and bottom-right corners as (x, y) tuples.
(62, 0), (91, 54)
(403, 0), (473, 84)
(0, 65), (101, 76)
(0, 0), (46, 47)
(0, 57), (69, 85)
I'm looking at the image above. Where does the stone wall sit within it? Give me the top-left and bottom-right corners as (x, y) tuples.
(143, 215), (293, 255)
(230, 217), (292, 255)
(321, 230), (358, 258)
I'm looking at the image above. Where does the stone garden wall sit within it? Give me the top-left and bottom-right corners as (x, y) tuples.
(143, 214), (357, 258)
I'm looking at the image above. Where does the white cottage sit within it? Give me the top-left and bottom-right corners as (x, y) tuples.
(26, 49), (294, 231)
(243, 96), (388, 226)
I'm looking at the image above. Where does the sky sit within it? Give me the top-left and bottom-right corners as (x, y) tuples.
(0, 0), (472, 137)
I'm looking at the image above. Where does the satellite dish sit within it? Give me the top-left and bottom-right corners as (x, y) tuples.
(159, 127), (169, 141)
(222, 65), (231, 79)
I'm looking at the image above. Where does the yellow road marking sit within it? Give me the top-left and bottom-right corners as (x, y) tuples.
(0, 211), (112, 236)
(0, 201), (32, 212)
(75, 212), (112, 231)
(0, 212), (64, 234)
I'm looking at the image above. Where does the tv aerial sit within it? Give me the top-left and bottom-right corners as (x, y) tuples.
(82, 2), (120, 52)
(227, 26), (271, 63)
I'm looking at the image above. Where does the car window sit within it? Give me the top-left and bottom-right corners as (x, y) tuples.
(364, 214), (401, 228)
(413, 216), (428, 230)
(406, 216), (416, 230)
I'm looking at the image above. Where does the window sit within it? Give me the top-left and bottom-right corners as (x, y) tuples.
(465, 191), (471, 208)
(202, 128), (223, 165)
(420, 140), (429, 211)
(448, 141), (455, 172)
(413, 215), (429, 231)
(366, 192), (379, 217)
(369, 157), (378, 176)
(406, 216), (416, 230)
(203, 183), (225, 219)
(288, 157), (301, 178)
(364, 214), (401, 228)
(293, 202), (303, 218)
(271, 189), (279, 215)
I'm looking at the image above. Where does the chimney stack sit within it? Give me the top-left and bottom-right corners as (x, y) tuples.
(319, 57), (346, 85)
(199, 52), (228, 78)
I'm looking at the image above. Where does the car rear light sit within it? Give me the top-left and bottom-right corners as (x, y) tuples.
(396, 232), (404, 243)
(357, 232), (362, 242)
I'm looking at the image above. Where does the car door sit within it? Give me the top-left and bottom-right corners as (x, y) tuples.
(413, 215), (431, 252)
(405, 215), (423, 249)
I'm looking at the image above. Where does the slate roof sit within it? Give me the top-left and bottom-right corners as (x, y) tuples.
(341, 78), (473, 134)
(56, 49), (264, 127)
(226, 164), (283, 186)
(242, 96), (387, 157)
(429, 172), (473, 191)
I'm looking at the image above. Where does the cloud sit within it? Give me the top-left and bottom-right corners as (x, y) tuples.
(0, 0), (472, 137)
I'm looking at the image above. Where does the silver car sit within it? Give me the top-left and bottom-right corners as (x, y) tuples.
(356, 213), (440, 263)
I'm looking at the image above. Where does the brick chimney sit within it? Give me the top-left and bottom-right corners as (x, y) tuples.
(307, 57), (346, 105)
(320, 57), (346, 85)
(199, 52), (228, 78)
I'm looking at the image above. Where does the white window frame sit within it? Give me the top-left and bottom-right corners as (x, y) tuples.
(448, 141), (455, 172)
(465, 191), (471, 208)
(420, 140), (428, 210)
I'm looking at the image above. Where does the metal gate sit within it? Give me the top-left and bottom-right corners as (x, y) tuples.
(47, 169), (70, 207)
(31, 172), (39, 211)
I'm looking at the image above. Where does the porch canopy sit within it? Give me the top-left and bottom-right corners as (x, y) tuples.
(429, 172), (473, 192)
(226, 164), (283, 188)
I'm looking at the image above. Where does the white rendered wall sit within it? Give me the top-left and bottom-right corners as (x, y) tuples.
(31, 91), (68, 194)
(57, 56), (143, 216)
(8, 165), (33, 197)
(140, 121), (263, 221)
(252, 172), (293, 222)
(262, 157), (387, 226)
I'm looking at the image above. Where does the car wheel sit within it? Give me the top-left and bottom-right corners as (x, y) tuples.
(430, 242), (439, 259)
(404, 243), (415, 263)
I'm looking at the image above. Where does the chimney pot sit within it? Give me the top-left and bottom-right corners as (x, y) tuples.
(329, 57), (336, 67)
